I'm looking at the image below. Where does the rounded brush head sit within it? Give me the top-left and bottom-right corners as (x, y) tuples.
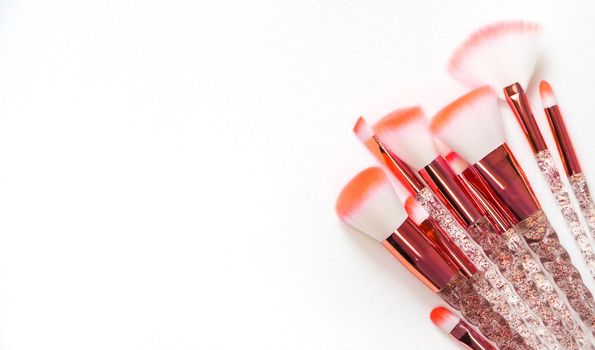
(448, 21), (543, 96)
(373, 106), (438, 171)
(336, 167), (407, 241)
(431, 86), (505, 165)
(430, 306), (460, 333)
(539, 80), (558, 108)
(433, 139), (469, 175)
(404, 196), (429, 225)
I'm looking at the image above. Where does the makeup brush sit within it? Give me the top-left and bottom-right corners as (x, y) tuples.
(540, 80), (595, 269)
(431, 306), (497, 350)
(373, 107), (573, 349)
(371, 107), (559, 350)
(336, 167), (531, 350)
(431, 86), (595, 343)
(448, 21), (595, 280)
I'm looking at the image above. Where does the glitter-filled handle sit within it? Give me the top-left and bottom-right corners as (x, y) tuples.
(467, 217), (572, 349)
(536, 150), (595, 277)
(416, 188), (550, 350)
(438, 272), (532, 350)
(517, 210), (595, 337)
(570, 173), (595, 244)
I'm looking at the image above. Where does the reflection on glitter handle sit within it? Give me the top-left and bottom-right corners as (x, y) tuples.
(516, 210), (595, 337)
(438, 272), (532, 350)
(468, 217), (578, 349)
(535, 150), (595, 276)
(570, 173), (595, 243)
(415, 188), (546, 350)
(504, 230), (595, 350)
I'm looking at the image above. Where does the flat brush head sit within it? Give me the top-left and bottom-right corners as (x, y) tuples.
(430, 306), (460, 333)
(431, 86), (505, 164)
(373, 106), (438, 171)
(539, 80), (558, 108)
(353, 116), (384, 161)
(336, 167), (407, 241)
(448, 21), (542, 95)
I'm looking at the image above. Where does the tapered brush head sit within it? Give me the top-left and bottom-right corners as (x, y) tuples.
(448, 21), (542, 95)
(353, 116), (384, 161)
(430, 307), (460, 333)
(404, 196), (429, 225)
(336, 167), (407, 241)
(434, 139), (469, 174)
(539, 80), (558, 108)
(431, 86), (505, 164)
(373, 106), (438, 171)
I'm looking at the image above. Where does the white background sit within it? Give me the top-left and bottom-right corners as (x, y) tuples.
(0, 0), (593, 349)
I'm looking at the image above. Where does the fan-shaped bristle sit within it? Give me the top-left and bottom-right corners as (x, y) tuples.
(373, 106), (438, 171)
(336, 167), (407, 241)
(539, 80), (558, 108)
(430, 307), (460, 333)
(404, 197), (429, 225)
(431, 86), (505, 164)
(353, 117), (384, 162)
(448, 21), (542, 95)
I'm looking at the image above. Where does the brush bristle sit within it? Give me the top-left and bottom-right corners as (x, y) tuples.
(431, 86), (505, 164)
(430, 307), (460, 333)
(433, 139), (469, 174)
(336, 167), (407, 241)
(353, 117), (384, 162)
(404, 197), (429, 225)
(373, 106), (437, 171)
(448, 21), (542, 95)
(539, 80), (558, 108)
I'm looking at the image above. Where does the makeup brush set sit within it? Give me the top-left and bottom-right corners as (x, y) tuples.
(335, 21), (595, 350)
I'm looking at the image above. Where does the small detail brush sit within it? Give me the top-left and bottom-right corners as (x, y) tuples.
(430, 86), (595, 346)
(539, 80), (595, 274)
(336, 167), (530, 350)
(431, 306), (497, 350)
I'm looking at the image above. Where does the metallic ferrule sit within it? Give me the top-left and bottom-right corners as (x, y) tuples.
(418, 218), (477, 278)
(472, 144), (541, 225)
(382, 218), (459, 292)
(372, 136), (425, 194)
(451, 320), (498, 350)
(544, 105), (582, 176)
(504, 83), (548, 154)
(419, 157), (483, 227)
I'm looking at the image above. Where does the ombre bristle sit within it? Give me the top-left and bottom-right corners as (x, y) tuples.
(336, 167), (407, 241)
(430, 306), (460, 333)
(433, 139), (469, 175)
(353, 117), (384, 162)
(373, 106), (438, 171)
(448, 21), (542, 95)
(404, 196), (429, 225)
(431, 86), (505, 164)
(539, 80), (558, 108)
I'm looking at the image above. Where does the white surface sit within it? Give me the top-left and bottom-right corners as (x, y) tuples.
(0, 1), (593, 349)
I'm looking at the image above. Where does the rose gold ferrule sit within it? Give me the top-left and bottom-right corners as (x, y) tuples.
(382, 218), (459, 292)
(473, 144), (541, 225)
(451, 320), (497, 350)
(458, 169), (511, 234)
(372, 136), (425, 194)
(504, 83), (548, 153)
(419, 157), (484, 226)
(418, 218), (477, 278)
(544, 105), (582, 176)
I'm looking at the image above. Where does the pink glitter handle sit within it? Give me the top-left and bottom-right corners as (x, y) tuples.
(468, 217), (585, 349)
(516, 209), (595, 337)
(535, 150), (595, 277)
(415, 188), (551, 349)
(438, 272), (532, 350)
(570, 173), (595, 244)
